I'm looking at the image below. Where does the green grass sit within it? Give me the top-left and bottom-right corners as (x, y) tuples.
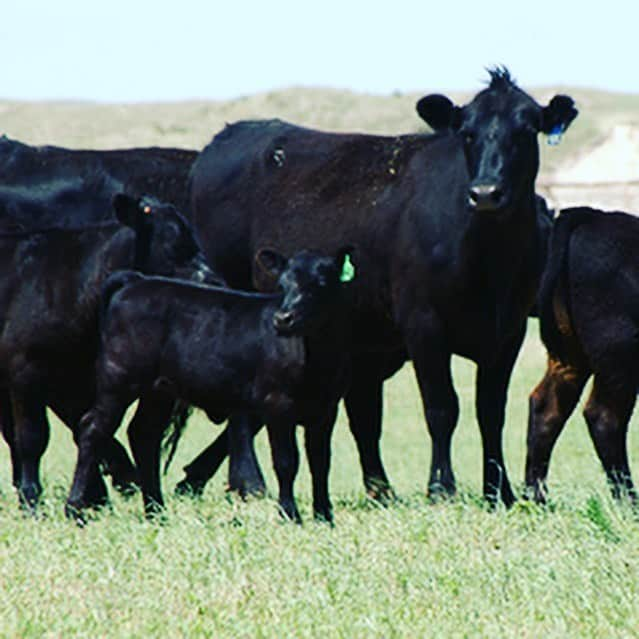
(1, 320), (638, 638)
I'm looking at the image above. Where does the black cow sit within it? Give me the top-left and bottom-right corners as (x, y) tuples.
(187, 67), (577, 506)
(526, 207), (639, 503)
(0, 138), (202, 496)
(66, 248), (354, 522)
(0, 136), (197, 214)
(0, 192), (216, 508)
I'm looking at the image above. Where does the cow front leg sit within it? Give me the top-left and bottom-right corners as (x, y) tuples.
(475, 329), (528, 508)
(406, 313), (458, 498)
(525, 356), (588, 503)
(266, 422), (301, 523)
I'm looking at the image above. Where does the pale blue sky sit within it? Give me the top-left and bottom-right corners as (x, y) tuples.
(2, 1), (638, 102)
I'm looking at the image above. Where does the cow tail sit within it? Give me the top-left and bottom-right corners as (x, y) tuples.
(538, 208), (593, 359)
(161, 400), (194, 475)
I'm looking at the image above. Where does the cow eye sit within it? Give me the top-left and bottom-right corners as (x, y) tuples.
(461, 131), (474, 145)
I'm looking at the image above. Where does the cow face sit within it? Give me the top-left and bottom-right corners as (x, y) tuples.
(255, 247), (354, 336)
(112, 194), (220, 284)
(416, 68), (577, 216)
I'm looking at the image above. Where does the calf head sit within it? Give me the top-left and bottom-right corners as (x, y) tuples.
(255, 247), (355, 336)
(416, 67), (577, 215)
(112, 193), (220, 283)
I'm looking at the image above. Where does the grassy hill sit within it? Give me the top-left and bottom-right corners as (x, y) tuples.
(3, 85), (639, 181)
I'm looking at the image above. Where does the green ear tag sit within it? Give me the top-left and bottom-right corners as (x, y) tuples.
(340, 254), (355, 283)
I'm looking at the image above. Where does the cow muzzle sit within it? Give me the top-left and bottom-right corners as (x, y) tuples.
(468, 183), (505, 212)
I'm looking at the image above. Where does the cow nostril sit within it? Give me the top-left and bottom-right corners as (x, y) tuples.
(274, 310), (295, 327)
(468, 184), (502, 210)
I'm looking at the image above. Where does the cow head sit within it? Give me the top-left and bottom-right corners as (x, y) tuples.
(416, 67), (577, 216)
(255, 246), (355, 336)
(112, 193), (221, 284)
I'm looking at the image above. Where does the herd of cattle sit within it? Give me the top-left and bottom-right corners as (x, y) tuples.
(0, 66), (636, 524)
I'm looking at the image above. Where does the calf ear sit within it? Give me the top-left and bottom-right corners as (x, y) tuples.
(416, 94), (462, 132)
(112, 193), (146, 228)
(255, 248), (288, 279)
(541, 95), (578, 134)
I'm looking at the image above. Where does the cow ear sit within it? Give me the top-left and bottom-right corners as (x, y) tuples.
(255, 248), (288, 279)
(541, 95), (578, 135)
(416, 94), (463, 132)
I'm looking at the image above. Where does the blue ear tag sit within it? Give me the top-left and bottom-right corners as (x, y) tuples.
(547, 123), (565, 146)
(340, 255), (355, 283)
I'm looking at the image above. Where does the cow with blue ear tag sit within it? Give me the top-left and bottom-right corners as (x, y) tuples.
(187, 66), (578, 510)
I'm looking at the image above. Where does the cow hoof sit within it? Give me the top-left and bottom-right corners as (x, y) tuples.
(65, 502), (87, 527)
(427, 481), (456, 503)
(175, 477), (206, 498)
(365, 480), (397, 505)
(227, 478), (267, 500)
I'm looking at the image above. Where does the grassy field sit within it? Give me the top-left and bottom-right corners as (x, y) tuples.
(1, 321), (638, 638)
(1, 87), (639, 637)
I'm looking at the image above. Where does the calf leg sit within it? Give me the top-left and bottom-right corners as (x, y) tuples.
(305, 403), (338, 523)
(525, 357), (588, 503)
(66, 393), (129, 518)
(583, 377), (637, 500)
(475, 329), (527, 508)
(267, 422), (301, 523)
(127, 393), (175, 516)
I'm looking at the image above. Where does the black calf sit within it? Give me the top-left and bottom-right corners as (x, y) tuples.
(67, 248), (354, 522)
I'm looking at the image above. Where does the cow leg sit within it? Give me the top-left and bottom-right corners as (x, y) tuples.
(127, 393), (175, 517)
(343, 354), (397, 501)
(525, 357), (588, 503)
(66, 393), (128, 518)
(475, 329), (527, 508)
(11, 387), (50, 510)
(266, 422), (301, 523)
(228, 414), (266, 497)
(175, 429), (228, 496)
(583, 377), (637, 501)
(305, 403), (338, 523)
(406, 317), (458, 497)
(175, 414), (265, 497)
(0, 389), (21, 489)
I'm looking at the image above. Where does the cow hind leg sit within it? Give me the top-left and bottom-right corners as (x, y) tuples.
(583, 377), (637, 501)
(11, 388), (50, 511)
(409, 334), (458, 499)
(525, 357), (588, 503)
(344, 369), (394, 502)
(0, 389), (21, 489)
